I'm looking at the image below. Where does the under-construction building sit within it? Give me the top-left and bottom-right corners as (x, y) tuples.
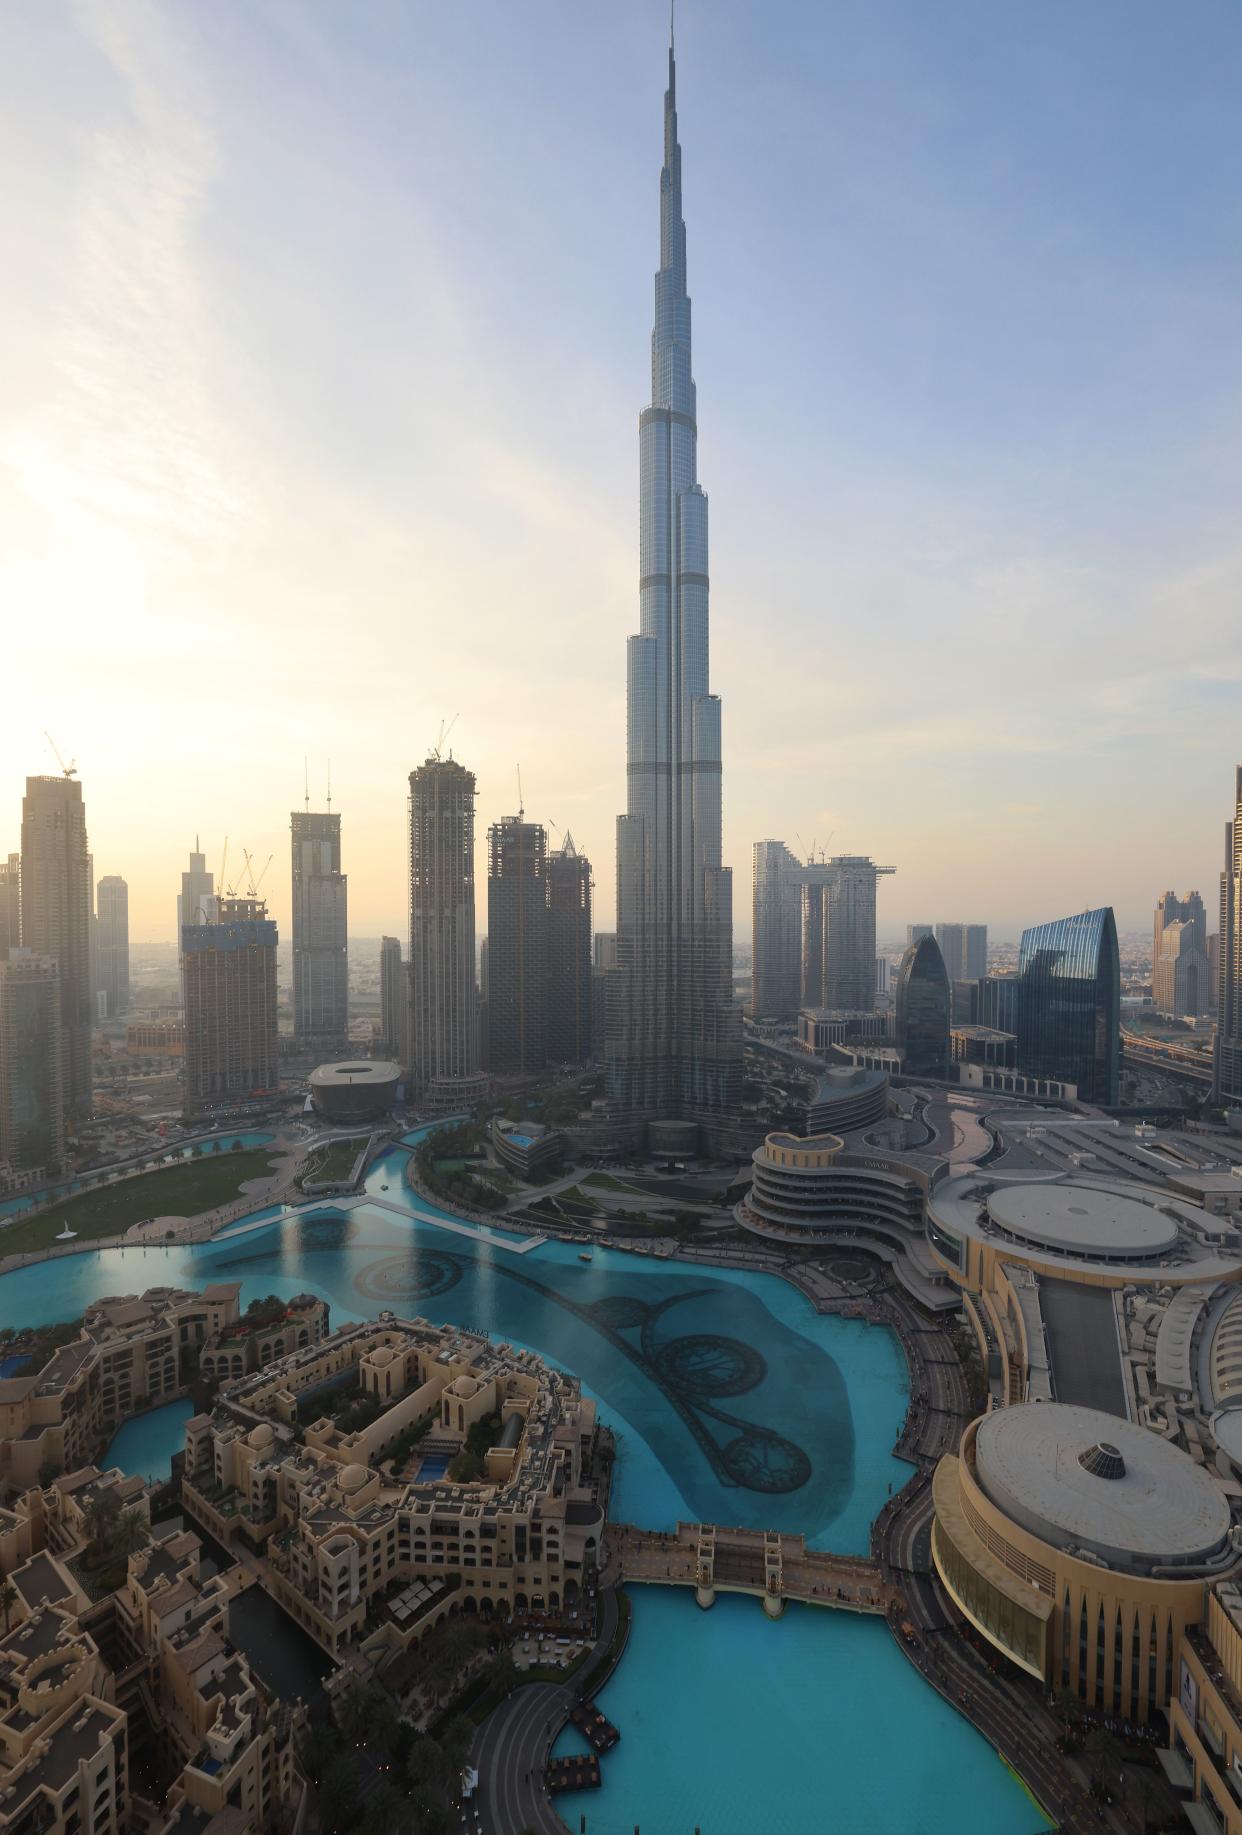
(182, 897), (279, 1114)
(801, 856), (895, 1013)
(546, 834), (592, 1064)
(487, 816), (548, 1076)
(409, 756), (483, 1107)
(291, 809), (348, 1045)
(379, 935), (408, 1068)
(20, 775), (93, 1119)
(0, 951), (65, 1176)
(751, 840), (802, 1021)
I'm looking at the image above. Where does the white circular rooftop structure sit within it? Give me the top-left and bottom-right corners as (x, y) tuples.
(986, 1184), (1180, 1262)
(974, 1403), (1231, 1572)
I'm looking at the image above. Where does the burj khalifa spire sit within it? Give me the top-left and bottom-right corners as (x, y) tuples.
(607, 34), (742, 1144)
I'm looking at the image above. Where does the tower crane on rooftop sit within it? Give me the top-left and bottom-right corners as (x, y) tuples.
(43, 731), (77, 779)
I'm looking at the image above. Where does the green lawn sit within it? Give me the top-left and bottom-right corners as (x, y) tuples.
(0, 1147), (283, 1257)
(306, 1137), (368, 1184)
(584, 1171), (643, 1194)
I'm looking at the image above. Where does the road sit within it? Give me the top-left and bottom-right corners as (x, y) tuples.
(470, 1586), (621, 1835)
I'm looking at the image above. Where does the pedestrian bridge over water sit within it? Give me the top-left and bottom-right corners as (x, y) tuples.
(611, 1522), (893, 1618)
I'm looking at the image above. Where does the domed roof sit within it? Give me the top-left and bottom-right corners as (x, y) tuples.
(248, 1423), (274, 1449)
(973, 1403), (1230, 1571)
(370, 1346), (396, 1367)
(338, 1463), (369, 1493)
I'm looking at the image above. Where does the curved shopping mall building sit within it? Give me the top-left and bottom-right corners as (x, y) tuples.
(927, 1173), (1242, 1295)
(932, 1403), (1240, 1718)
(739, 1131), (924, 1243)
(804, 1066), (890, 1135)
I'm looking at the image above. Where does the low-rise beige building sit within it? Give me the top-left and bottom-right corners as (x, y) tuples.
(0, 1288), (244, 1495)
(182, 1315), (603, 1660)
(0, 1504), (299, 1835)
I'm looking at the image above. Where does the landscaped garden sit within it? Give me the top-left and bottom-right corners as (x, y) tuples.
(300, 1136), (369, 1187)
(413, 1122), (507, 1213)
(0, 1145), (283, 1257)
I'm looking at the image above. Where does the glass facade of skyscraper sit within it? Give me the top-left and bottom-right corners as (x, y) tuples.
(895, 934), (951, 1078)
(608, 48), (742, 1138)
(1017, 907), (1120, 1105)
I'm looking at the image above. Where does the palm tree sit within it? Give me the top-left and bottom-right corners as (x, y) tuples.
(1085, 1726), (1122, 1793)
(335, 1679), (373, 1743)
(108, 1508), (150, 1564)
(438, 1715), (474, 1781)
(0, 1581), (17, 1632)
(82, 1494), (120, 1565)
(406, 1738), (449, 1800)
(486, 1647), (517, 1698)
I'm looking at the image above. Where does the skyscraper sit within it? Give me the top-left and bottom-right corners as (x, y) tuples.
(894, 934), (951, 1079)
(547, 833), (593, 1064)
(1017, 907), (1120, 1105)
(409, 756), (482, 1107)
(183, 897), (279, 1114)
(487, 815), (548, 1076)
(751, 841), (802, 1021)
(0, 951), (65, 1175)
(1217, 768), (1242, 1107)
(95, 875), (129, 1018)
(906, 924), (933, 948)
(935, 923), (987, 985)
(379, 936), (408, 1068)
(291, 809), (348, 1044)
(178, 840), (216, 1008)
(178, 841), (216, 936)
(607, 41), (742, 1142)
(20, 774), (92, 1119)
(801, 857), (895, 1013)
(0, 854), (19, 960)
(1152, 889), (1209, 1017)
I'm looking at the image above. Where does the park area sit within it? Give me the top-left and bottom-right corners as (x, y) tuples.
(0, 1145), (284, 1258)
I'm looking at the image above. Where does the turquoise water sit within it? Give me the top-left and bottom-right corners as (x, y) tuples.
(0, 1125), (1040, 1830)
(103, 1397), (195, 1484)
(0, 1131), (276, 1218)
(0, 1136), (910, 1550)
(554, 1589), (1052, 1835)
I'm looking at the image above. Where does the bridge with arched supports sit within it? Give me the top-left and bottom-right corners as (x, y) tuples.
(610, 1521), (894, 1617)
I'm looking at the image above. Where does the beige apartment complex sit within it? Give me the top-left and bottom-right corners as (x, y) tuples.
(0, 1495), (299, 1835)
(182, 1315), (603, 1660)
(0, 1287), (327, 1495)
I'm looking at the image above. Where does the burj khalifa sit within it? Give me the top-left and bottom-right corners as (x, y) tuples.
(607, 38), (743, 1143)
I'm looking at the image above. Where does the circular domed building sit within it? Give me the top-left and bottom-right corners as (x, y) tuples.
(309, 1060), (401, 1123)
(932, 1402), (1239, 1719)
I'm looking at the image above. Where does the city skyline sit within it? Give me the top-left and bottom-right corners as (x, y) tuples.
(3, 2), (1240, 940)
(3, 16), (1242, 1835)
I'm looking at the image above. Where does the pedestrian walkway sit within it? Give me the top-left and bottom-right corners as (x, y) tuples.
(612, 1521), (891, 1615)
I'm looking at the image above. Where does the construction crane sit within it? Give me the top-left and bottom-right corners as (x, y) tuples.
(250, 853), (273, 896)
(218, 838), (228, 898)
(225, 850), (252, 899)
(516, 764), (524, 818)
(43, 732), (77, 779)
(431, 713), (460, 761)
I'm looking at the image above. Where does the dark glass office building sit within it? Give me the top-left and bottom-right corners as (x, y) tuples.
(1017, 907), (1120, 1104)
(894, 934), (951, 1078)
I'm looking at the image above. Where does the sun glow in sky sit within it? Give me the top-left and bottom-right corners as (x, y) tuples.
(3, 0), (1241, 943)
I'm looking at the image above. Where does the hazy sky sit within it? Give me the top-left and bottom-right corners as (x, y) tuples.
(3, 0), (1241, 945)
